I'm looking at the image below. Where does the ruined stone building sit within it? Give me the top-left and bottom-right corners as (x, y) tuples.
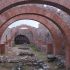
(0, 0), (70, 70)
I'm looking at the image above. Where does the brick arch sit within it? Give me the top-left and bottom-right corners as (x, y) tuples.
(0, 0), (70, 15)
(0, 6), (68, 52)
(0, 6), (69, 44)
(0, 0), (70, 69)
(1, 25), (37, 46)
(0, 14), (63, 56)
(16, 24), (55, 44)
(11, 24), (38, 43)
(10, 24), (54, 54)
(0, 6), (70, 69)
(2, 6), (69, 59)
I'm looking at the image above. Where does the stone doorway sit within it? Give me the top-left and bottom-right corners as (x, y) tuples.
(14, 35), (30, 45)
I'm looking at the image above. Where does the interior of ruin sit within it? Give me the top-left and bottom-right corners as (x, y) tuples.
(0, 0), (70, 70)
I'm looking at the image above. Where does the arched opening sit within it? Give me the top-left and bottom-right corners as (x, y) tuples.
(0, 15), (64, 57)
(0, 13), (68, 70)
(1, 19), (54, 50)
(0, 1), (70, 69)
(14, 35), (30, 45)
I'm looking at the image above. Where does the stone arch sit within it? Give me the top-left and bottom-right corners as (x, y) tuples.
(0, 14), (63, 55)
(11, 24), (38, 43)
(0, 0), (70, 15)
(0, 0), (70, 69)
(0, 5), (70, 69)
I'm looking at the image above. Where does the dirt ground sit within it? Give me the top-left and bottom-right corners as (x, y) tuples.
(0, 44), (65, 70)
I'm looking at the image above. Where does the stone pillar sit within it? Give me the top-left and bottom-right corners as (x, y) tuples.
(53, 45), (61, 56)
(66, 46), (70, 70)
(0, 44), (5, 55)
(47, 43), (53, 54)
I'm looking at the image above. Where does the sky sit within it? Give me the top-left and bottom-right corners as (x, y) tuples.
(8, 19), (40, 28)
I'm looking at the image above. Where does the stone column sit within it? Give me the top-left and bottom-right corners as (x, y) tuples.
(0, 44), (5, 55)
(53, 45), (61, 56)
(66, 46), (70, 70)
(47, 43), (53, 54)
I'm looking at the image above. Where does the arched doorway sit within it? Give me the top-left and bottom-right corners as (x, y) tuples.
(14, 35), (30, 45)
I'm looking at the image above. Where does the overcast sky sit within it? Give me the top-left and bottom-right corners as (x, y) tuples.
(8, 20), (40, 28)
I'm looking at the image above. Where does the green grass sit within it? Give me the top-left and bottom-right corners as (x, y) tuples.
(29, 44), (47, 61)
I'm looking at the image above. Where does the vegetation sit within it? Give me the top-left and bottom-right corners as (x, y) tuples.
(29, 44), (47, 61)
